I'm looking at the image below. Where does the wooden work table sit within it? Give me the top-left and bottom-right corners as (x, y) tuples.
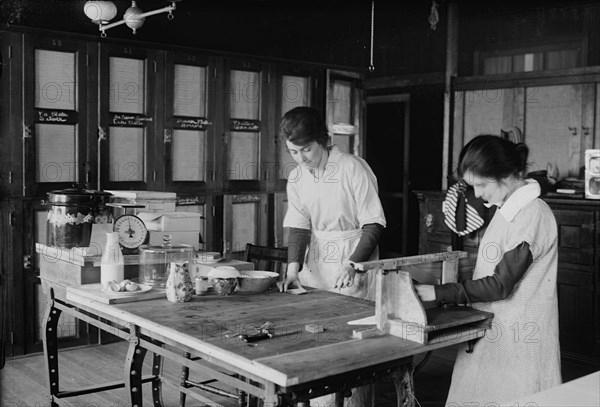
(42, 280), (492, 407)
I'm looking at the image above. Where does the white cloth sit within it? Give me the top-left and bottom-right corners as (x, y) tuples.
(446, 180), (562, 406)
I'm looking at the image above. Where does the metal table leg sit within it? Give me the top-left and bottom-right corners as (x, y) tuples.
(125, 324), (149, 407)
(42, 292), (61, 407)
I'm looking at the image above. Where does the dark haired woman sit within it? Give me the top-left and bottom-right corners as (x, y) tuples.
(416, 135), (561, 405)
(279, 106), (386, 406)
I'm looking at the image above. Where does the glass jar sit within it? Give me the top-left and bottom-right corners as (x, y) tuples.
(138, 235), (194, 287)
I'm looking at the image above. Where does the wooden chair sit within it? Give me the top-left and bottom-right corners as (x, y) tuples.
(244, 243), (288, 280)
(179, 244), (288, 407)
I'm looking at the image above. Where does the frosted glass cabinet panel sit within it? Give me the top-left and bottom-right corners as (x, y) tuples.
(109, 57), (145, 114)
(171, 64), (207, 182)
(173, 64), (207, 117)
(223, 194), (268, 257)
(33, 50), (78, 184)
(172, 130), (206, 181)
(35, 124), (77, 183)
(229, 69), (261, 181)
(279, 75), (310, 180)
(165, 54), (214, 193)
(108, 127), (145, 182)
(35, 50), (76, 110)
(23, 36), (88, 196)
(99, 44), (156, 190)
(327, 79), (352, 125)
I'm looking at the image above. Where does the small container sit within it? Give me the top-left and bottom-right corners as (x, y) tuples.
(138, 234), (194, 287)
(195, 277), (209, 295)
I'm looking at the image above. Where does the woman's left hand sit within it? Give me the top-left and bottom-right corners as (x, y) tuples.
(334, 262), (356, 289)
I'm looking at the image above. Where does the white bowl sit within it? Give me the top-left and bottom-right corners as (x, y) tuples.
(236, 270), (280, 293)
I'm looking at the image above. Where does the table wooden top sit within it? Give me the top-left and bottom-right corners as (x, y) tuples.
(65, 287), (488, 388)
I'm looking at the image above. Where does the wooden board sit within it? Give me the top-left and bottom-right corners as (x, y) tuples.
(66, 283), (165, 304)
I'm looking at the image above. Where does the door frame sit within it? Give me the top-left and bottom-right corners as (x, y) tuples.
(366, 94), (410, 256)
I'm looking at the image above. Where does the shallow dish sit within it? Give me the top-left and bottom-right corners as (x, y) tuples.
(102, 284), (152, 296)
(236, 270), (280, 293)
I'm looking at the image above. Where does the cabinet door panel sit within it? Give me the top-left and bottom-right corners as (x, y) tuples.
(223, 194), (268, 258)
(172, 130), (206, 181)
(553, 209), (595, 267)
(173, 65), (207, 117)
(109, 57), (145, 114)
(279, 75), (310, 180)
(230, 132), (259, 180)
(35, 50), (76, 110)
(164, 52), (215, 194)
(557, 269), (595, 357)
(99, 45), (156, 191)
(35, 124), (77, 183)
(23, 36), (88, 196)
(525, 84), (583, 176)
(108, 127), (145, 182)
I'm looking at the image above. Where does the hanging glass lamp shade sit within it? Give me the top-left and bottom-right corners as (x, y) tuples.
(83, 1), (118, 24)
(123, 1), (146, 34)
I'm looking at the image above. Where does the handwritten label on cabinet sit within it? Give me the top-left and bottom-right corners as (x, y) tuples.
(232, 194), (261, 203)
(230, 119), (261, 132)
(35, 109), (78, 124)
(110, 113), (153, 127)
(174, 117), (212, 130)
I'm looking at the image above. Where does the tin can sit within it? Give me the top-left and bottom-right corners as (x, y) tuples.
(195, 277), (209, 295)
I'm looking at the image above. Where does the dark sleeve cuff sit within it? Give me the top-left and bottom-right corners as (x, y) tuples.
(348, 223), (385, 264)
(434, 242), (533, 305)
(287, 227), (311, 267)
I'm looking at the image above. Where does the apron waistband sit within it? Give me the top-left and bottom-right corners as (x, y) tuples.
(312, 228), (362, 241)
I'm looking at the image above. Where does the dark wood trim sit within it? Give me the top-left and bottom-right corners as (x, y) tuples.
(455, 66), (600, 91)
(2, 25), (366, 75)
(364, 72), (446, 90)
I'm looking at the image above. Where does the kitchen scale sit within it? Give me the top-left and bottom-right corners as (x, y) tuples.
(107, 203), (149, 254)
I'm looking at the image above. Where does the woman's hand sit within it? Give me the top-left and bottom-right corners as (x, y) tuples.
(278, 262), (304, 292)
(415, 284), (436, 301)
(334, 262), (356, 289)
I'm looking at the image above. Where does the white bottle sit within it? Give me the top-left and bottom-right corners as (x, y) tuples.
(101, 232), (124, 290)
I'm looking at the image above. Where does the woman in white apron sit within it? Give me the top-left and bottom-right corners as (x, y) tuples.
(279, 107), (387, 406)
(416, 135), (561, 405)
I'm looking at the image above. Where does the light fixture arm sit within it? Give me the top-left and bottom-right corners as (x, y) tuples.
(98, 2), (177, 37)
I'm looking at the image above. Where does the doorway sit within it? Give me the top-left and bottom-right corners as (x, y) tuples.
(366, 94), (410, 257)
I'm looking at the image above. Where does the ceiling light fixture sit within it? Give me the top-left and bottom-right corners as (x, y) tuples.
(83, 1), (177, 37)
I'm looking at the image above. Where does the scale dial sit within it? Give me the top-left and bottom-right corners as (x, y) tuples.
(113, 214), (148, 250)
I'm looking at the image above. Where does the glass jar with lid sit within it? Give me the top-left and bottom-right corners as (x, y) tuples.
(138, 234), (194, 287)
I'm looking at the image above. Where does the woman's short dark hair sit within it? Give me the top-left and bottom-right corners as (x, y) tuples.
(279, 107), (329, 147)
(458, 135), (529, 180)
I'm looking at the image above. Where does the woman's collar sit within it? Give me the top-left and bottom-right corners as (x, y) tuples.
(496, 179), (541, 222)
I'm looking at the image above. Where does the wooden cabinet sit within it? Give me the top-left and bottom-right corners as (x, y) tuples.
(524, 84), (595, 177)
(453, 78), (598, 179)
(0, 27), (370, 356)
(416, 190), (600, 362)
(547, 198), (599, 361)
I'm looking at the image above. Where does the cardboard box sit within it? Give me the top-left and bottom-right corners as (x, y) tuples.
(138, 211), (202, 232)
(148, 230), (201, 250)
(190, 260), (254, 279)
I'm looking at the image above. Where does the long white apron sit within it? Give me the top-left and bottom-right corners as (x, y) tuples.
(299, 228), (377, 407)
(445, 198), (561, 405)
(300, 228), (378, 301)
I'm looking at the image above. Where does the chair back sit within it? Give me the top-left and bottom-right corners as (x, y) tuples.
(244, 244), (288, 279)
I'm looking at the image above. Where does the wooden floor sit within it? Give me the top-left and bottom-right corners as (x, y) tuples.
(1, 341), (598, 406)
